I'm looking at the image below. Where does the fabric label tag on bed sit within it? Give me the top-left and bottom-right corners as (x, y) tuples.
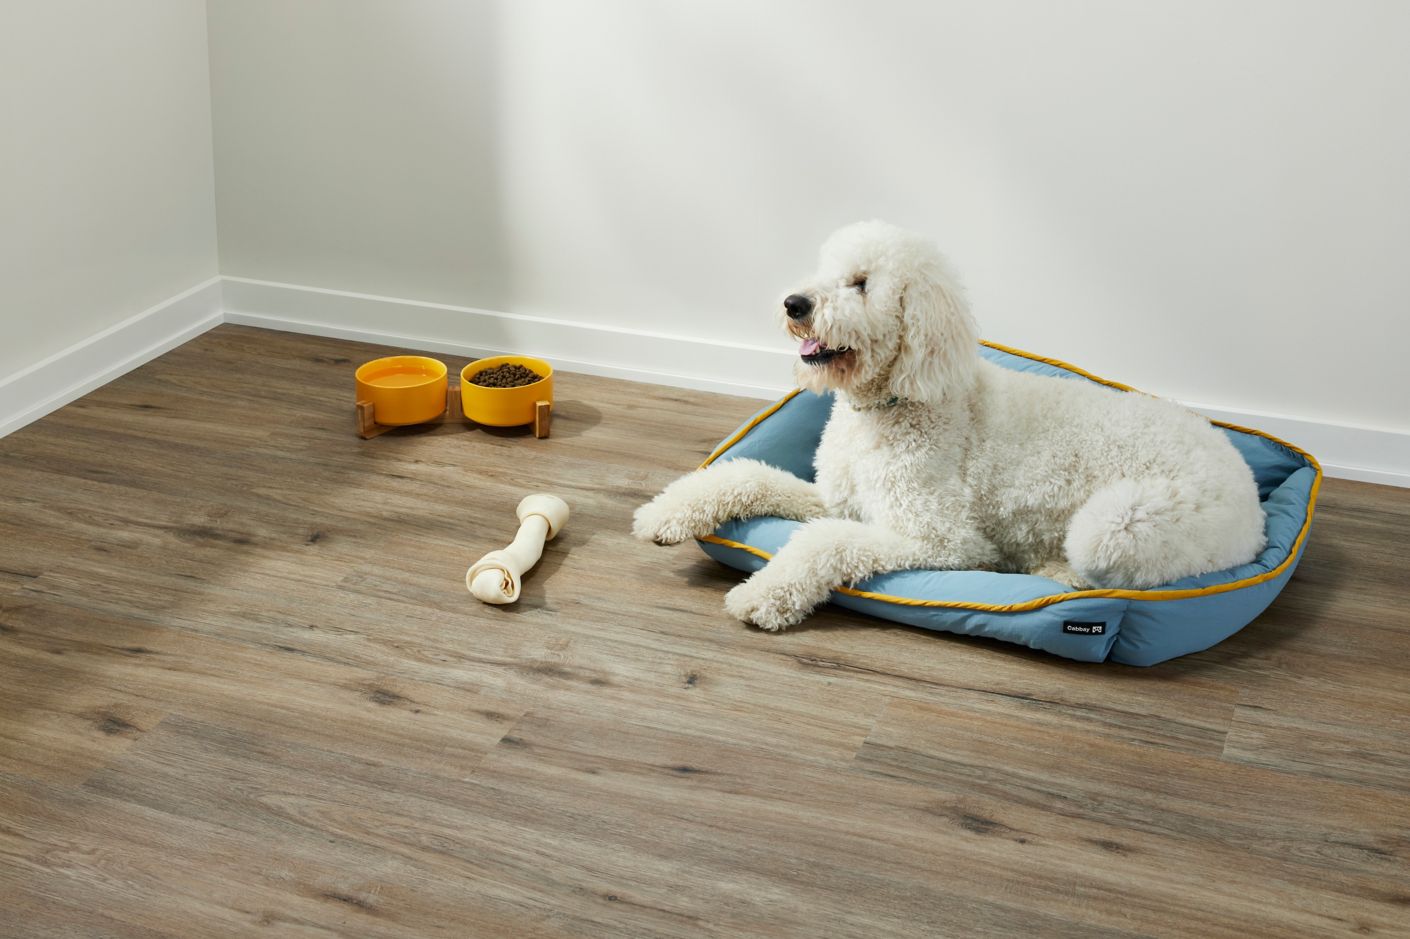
(1062, 621), (1107, 635)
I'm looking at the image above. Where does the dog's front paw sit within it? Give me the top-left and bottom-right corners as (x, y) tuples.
(723, 577), (811, 632)
(631, 497), (704, 545)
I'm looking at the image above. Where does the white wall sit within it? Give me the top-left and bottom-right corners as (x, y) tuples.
(207, 0), (510, 310)
(212, 1), (1410, 437)
(0, 0), (219, 379)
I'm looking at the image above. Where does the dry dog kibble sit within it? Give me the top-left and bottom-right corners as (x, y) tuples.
(469, 363), (544, 388)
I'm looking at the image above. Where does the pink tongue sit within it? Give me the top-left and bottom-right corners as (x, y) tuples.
(800, 338), (822, 356)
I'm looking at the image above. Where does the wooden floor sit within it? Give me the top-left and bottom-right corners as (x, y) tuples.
(2, 325), (1408, 938)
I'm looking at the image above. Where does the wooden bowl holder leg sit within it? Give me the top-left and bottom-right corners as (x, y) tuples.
(356, 385), (550, 439)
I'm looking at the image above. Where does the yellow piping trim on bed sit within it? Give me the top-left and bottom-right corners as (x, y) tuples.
(700, 388), (804, 469)
(978, 339), (1142, 394)
(697, 341), (1322, 610)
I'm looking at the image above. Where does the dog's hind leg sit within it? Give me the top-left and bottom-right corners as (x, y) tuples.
(1063, 476), (1265, 589)
(633, 458), (827, 545)
(723, 518), (927, 631)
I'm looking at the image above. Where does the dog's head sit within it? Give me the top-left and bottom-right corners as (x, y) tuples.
(781, 221), (978, 405)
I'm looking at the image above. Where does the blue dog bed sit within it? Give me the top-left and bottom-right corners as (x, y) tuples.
(696, 342), (1321, 666)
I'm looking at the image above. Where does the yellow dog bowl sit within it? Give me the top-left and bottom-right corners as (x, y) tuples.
(355, 355), (448, 425)
(460, 355), (554, 427)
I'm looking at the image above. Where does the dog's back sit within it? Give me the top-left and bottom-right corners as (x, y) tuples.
(965, 360), (1266, 586)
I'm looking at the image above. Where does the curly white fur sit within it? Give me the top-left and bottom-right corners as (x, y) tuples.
(634, 221), (1267, 631)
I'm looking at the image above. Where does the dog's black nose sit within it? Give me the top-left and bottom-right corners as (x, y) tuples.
(784, 294), (814, 320)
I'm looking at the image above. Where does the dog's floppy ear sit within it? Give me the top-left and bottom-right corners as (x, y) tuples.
(889, 266), (980, 404)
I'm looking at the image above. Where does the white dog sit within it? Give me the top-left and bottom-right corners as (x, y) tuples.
(634, 221), (1266, 631)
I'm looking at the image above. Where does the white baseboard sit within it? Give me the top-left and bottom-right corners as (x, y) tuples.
(5, 273), (1408, 488)
(1188, 403), (1410, 489)
(222, 276), (797, 400)
(0, 278), (223, 438)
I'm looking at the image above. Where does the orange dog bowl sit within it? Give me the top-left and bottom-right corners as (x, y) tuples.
(355, 355), (448, 426)
(460, 355), (553, 427)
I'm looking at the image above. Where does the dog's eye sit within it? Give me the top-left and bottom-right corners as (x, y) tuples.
(850, 275), (868, 294)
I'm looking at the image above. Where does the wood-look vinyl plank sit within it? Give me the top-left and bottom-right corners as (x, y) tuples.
(2, 325), (1408, 937)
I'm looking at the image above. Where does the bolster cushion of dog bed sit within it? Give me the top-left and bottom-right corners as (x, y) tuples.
(695, 343), (1320, 666)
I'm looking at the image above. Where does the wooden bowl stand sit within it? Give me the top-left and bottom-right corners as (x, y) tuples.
(357, 385), (551, 440)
